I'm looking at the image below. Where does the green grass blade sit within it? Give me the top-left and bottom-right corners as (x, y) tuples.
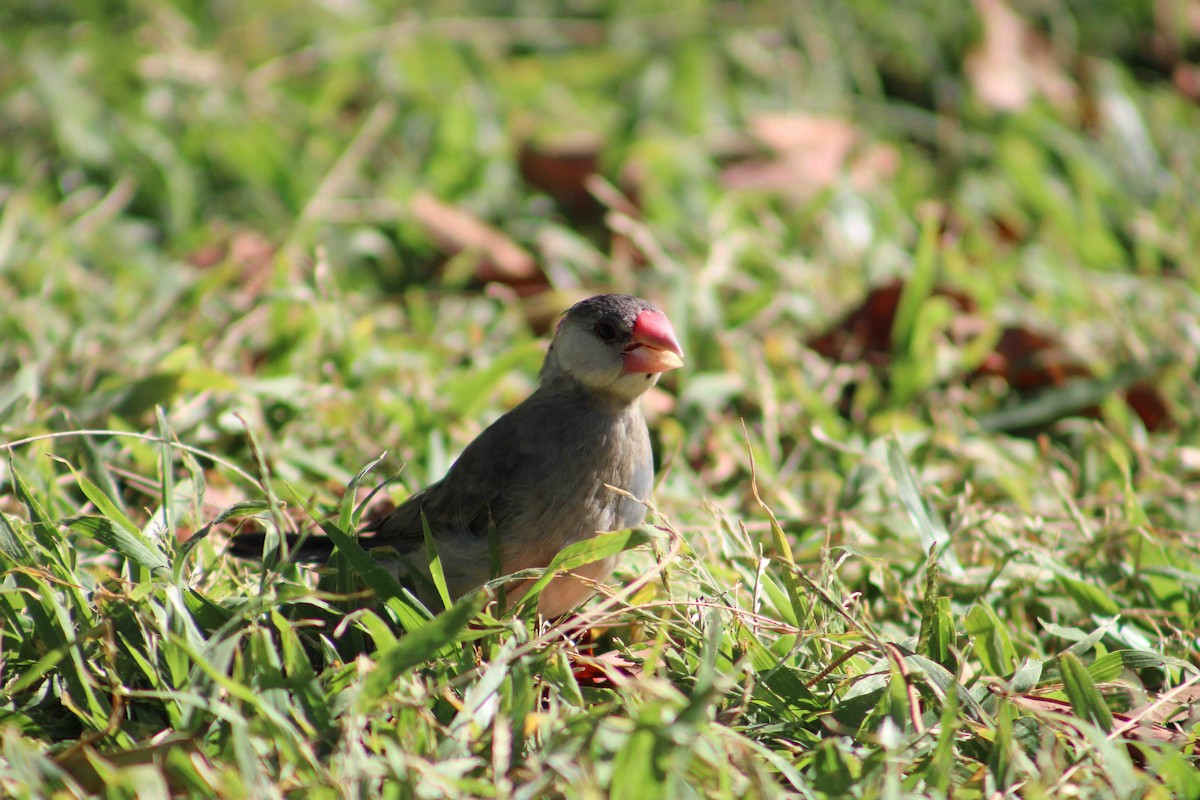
(317, 519), (409, 605)
(68, 515), (170, 577)
(0, 508), (31, 562)
(359, 590), (488, 706)
(513, 528), (654, 613)
(977, 357), (1171, 433)
(1059, 651), (1114, 733)
(887, 437), (964, 578)
(421, 510), (453, 612)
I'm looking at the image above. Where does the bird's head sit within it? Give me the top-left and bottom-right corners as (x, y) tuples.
(543, 294), (684, 402)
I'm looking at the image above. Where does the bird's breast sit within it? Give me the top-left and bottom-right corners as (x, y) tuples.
(504, 402), (653, 564)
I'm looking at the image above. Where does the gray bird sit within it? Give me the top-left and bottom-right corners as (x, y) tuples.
(232, 294), (684, 617)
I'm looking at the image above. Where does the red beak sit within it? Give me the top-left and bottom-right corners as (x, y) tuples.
(623, 309), (684, 374)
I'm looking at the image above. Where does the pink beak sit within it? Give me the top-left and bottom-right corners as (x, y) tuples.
(623, 309), (685, 374)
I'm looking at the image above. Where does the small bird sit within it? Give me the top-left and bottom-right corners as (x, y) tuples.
(231, 294), (684, 617)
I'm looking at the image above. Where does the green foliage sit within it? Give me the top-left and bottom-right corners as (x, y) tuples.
(2, 0), (1199, 797)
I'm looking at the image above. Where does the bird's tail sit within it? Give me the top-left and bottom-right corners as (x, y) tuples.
(226, 531), (336, 563)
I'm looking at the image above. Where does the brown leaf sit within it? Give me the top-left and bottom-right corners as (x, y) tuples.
(720, 113), (897, 200)
(410, 192), (545, 287)
(806, 279), (975, 365)
(1011, 693), (1191, 745)
(518, 136), (605, 222)
(640, 385), (676, 424)
(849, 143), (901, 192)
(976, 328), (1172, 431)
(520, 289), (592, 335)
(1173, 62), (1200, 103)
(187, 243), (226, 269)
(55, 736), (205, 795)
(965, 0), (1078, 112)
(1154, 0), (1200, 71)
(1132, 683), (1200, 727)
(753, 114), (858, 175)
(975, 326), (1090, 391)
(185, 229), (277, 307)
(1124, 382), (1173, 432)
(808, 279), (1171, 432)
(193, 477), (259, 546)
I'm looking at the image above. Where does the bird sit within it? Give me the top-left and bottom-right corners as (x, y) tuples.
(230, 294), (684, 617)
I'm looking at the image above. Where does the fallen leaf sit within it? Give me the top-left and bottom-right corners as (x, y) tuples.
(55, 736), (205, 795)
(410, 192), (545, 288)
(518, 136), (605, 222)
(965, 0), (1078, 112)
(640, 385), (676, 424)
(1123, 382), (1172, 432)
(1131, 683), (1200, 727)
(520, 288), (593, 335)
(362, 497), (397, 531)
(975, 328), (1172, 431)
(1173, 62), (1200, 103)
(187, 243), (225, 269)
(186, 229), (277, 308)
(720, 113), (897, 200)
(808, 279), (1171, 432)
(1154, 0), (1200, 73)
(849, 143), (901, 192)
(806, 279), (975, 366)
(976, 326), (1090, 391)
(1011, 693), (1191, 745)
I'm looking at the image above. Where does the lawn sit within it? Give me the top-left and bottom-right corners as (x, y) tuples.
(1, 1), (1199, 797)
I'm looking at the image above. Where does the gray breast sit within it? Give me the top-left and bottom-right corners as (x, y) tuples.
(503, 398), (652, 563)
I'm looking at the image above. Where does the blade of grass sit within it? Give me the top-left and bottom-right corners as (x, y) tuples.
(887, 436), (964, 578)
(1059, 651), (1115, 733)
(421, 511), (453, 612)
(513, 528), (654, 614)
(977, 357), (1171, 433)
(67, 516), (170, 577)
(359, 590), (489, 706)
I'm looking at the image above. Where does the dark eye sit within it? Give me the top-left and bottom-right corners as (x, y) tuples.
(594, 321), (618, 341)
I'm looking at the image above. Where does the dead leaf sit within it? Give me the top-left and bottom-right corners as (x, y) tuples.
(54, 736), (205, 795)
(1173, 62), (1200, 103)
(720, 113), (897, 200)
(520, 289), (593, 335)
(1011, 692), (1191, 745)
(1124, 382), (1172, 431)
(1131, 683), (1200, 727)
(187, 243), (225, 269)
(806, 279), (976, 366)
(1153, 0), (1200, 71)
(975, 328), (1172, 431)
(640, 385), (676, 424)
(849, 143), (901, 192)
(976, 326), (1090, 391)
(807, 279), (1171, 432)
(185, 229), (277, 308)
(965, 0), (1078, 112)
(410, 192), (545, 288)
(362, 497), (397, 531)
(518, 136), (605, 222)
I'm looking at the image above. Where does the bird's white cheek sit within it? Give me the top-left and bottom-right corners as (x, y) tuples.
(598, 371), (659, 401)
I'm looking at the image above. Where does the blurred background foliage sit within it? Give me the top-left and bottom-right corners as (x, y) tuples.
(2, 0), (1200, 796)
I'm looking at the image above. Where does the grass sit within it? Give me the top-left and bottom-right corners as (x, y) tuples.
(2, 1), (1199, 797)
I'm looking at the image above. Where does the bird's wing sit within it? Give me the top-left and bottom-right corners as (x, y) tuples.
(366, 407), (527, 552)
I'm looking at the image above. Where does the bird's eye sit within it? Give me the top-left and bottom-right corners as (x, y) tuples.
(594, 321), (618, 341)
